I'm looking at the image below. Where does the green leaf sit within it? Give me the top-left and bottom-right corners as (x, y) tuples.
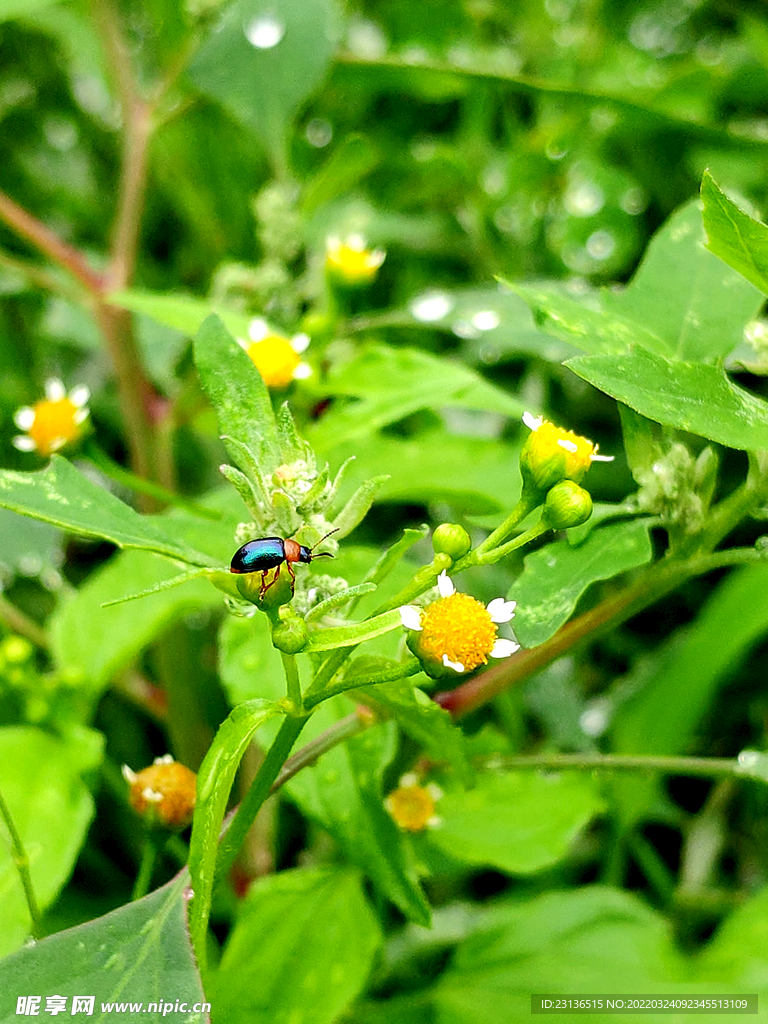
(701, 170), (768, 297)
(429, 771), (604, 875)
(193, 314), (281, 473)
(333, 475), (389, 537)
(403, 285), (573, 362)
(355, 672), (473, 785)
(566, 348), (768, 451)
(0, 726), (103, 958)
(211, 867), (380, 1024)
(0, 507), (62, 577)
(696, 884), (768, 989)
(188, 698), (282, 956)
(110, 288), (251, 340)
(330, 429), (521, 516)
(218, 615), (287, 707)
(513, 200), (762, 364)
(99, 566), (239, 608)
(602, 198), (762, 362)
(433, 887), (686, 1024)
(308, 343), (523, 451)
(306, 609), (402, 651)
(187, 0), (341, 165)
(0, 458), (213, 566)
(0, 876), (207, 1023)
(287, 714), (430, 924)
(512, 520), (653, 648)
(509, 282), (665, 355)
(302, 133), (381, 215)
(611, 563), (768, 826)
(50, 551), (224, 694)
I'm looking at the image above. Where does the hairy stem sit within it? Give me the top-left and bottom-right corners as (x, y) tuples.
(0, 785), (41, 938)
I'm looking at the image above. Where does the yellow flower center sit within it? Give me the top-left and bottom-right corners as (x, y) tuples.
(528, 420), (596, 483)
(28, 398), (83, 456)
(419, 592), (497, 672)
(386, 784), (437, 831)
(247, 336), (301, 388)
(326, 244), (382, 284)
(129, 761), (197, 829)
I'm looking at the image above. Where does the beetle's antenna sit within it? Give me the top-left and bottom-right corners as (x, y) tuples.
(310, 527), (340, 557)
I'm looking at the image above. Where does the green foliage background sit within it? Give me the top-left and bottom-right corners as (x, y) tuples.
(2, 0), (768, 1022)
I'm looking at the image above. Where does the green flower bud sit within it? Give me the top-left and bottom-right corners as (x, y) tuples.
(520, 412), (607, 501)
(236, 570), (295, 609)
(270, 607), (309, 654)
(432, 523), (472, 560)
(542, 480), (593, 530)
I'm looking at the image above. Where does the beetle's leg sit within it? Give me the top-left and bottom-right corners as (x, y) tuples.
(285, 560), (296, 591)
(260, 565), (282, 597)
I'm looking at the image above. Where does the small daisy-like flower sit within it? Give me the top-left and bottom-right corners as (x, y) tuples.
(325, 234), (386, 286)
(242, 318), (312, 388)
(400, 571), (519, 678)
(520, 410), (612, 496)
(13, 378), (89, 457)
(122, 755), (197, 830)
(385, 773), (443, 832)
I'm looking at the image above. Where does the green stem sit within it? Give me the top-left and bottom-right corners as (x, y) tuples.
(304, 657), (421, 710)
(474, 520), (550, 565)
(215, 714), (308, 882)
(281, 652), (302, 710)
(132, 833), (161, 900)
(0, 785), (41, 938)
(0, 596), (48, 649)
(270, 712), (369, 792)
(435, 547), (766, 719)
(488, 752), (751, 780)
(472, 495), (540, 557)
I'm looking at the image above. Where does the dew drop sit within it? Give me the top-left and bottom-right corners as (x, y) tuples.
(305, 118), (332, 147)
(244, 14), (285, 49)
(410, 291), (454, 322)
(620, 186), (648, 216)
(452, 319), (480, 340)
(564, 181), (605, 217)
(346, 18), (388, 58)
(471, 309), (500, 332)
(585, 229), (616, 261)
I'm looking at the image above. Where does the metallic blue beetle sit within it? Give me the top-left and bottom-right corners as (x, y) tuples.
(230, 528), (338, 598)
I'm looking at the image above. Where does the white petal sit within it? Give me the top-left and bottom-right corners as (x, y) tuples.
(347, 233), (366, 250)
(292, 362), (313, 380)
(487, 597), (516, 623)
(490, 638), (520, 659)
(368, 248), (386, 268)
(12, 435), (37, 451)
(13, 407), (35, 430)
(426, 783), (443, 800)
(442, 654), (465, 673)
(141, 787), (164, 803)
(522, 410), (543, 431)
(291, 332), (311, 354)
(121, 765), (137, 784)
(45, 378), (65, 401)
(69, 384), (89, 407)
(74, 408), (89, 424)
(247, 317), (270, 341)
(436, 571), (455, 598)
(399, 772), (419, 787)
(326, 235), (341, 252)
(49, 436), (67, 451)
(399, 605), (423, 631)
(591, 453), (614, 462)
(557, 438), (578, 452)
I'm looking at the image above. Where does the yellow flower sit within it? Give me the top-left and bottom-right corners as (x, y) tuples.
(400, 571), (519, 678)
(13, 379), (89, 457)
(122, 755), (197, 830)
(520, 410), (612, 495)
(325, 234), (386, 286)
(243, 318), (311, 388)
(385, 773), (442, 832)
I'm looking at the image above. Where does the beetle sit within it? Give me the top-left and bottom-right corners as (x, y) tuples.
(230, 528), (339, 598)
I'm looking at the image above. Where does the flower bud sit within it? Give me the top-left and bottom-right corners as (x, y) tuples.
(542, 480), (593, 530)
(432, 523), (472, 560)
(325, 235), (385, 287)
(236, 570), (295, 609)
(124, 757), (196, 830)
(520, 412), (609, 502)
(270, 606), (309, 654)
